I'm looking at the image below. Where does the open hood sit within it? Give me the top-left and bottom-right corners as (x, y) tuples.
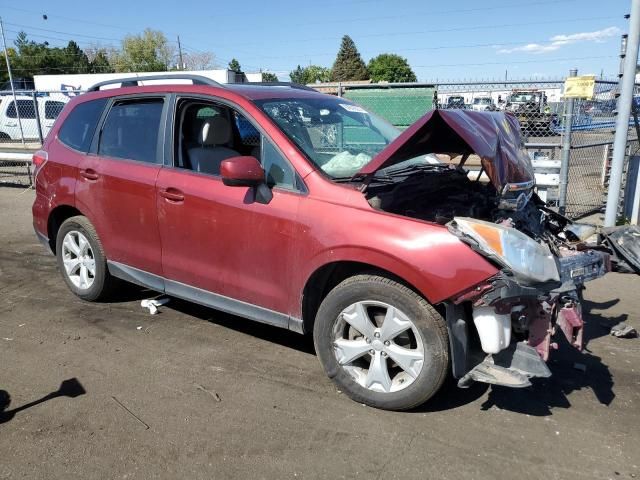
(357, 109), (535, 192)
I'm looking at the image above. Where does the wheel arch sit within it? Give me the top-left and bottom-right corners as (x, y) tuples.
(47, 204), (85, 253)
(301, 260), (441, 335)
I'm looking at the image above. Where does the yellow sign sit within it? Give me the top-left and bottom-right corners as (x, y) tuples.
(564, 75), (596, 99)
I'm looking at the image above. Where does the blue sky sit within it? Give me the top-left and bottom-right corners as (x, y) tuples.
(0, 0), (633, 81)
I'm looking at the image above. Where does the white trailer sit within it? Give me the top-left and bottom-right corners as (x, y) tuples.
(33, 69), (263, 93)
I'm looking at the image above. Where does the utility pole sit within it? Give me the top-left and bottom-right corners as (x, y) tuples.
(604, 0), (640, 226)
(0, 16), (25, 145)
(177, 35), (184, 70)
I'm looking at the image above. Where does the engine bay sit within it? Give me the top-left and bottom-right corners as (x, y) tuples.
(365, 166), (571, 250)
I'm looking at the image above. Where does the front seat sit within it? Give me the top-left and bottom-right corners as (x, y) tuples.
(188, 116), (239, 175)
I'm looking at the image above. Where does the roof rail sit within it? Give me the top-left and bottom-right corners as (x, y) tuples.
(247, 82), (317, 92)
(87, 74), (223, 92)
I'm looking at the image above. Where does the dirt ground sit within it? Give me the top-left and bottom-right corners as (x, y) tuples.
(0, 187), (638, 480)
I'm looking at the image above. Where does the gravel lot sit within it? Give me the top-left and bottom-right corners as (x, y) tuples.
(0, 187), (639, 480)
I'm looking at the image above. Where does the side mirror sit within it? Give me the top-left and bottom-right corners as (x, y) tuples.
(220, 156), (265, 187)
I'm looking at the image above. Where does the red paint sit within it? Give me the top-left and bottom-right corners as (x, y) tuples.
(33, 84), (500, 321)
(220, 156), (264, 186)
(556, 303), (584, 350)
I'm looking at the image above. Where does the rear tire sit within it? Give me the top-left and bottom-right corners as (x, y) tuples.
(55, 216), (116, 301)
(313, 275), (449, 411)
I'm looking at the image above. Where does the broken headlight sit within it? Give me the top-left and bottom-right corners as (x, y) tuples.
(451, 217), (560, 283)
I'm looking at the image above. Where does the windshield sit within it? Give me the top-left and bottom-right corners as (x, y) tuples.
(255, 97), (400, 178)
(473, 98), (492, 104)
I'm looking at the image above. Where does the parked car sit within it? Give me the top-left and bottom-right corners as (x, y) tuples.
(0, 94), (68, 142)
(471, 97), (496, 111)
(32, 75), (639, 411)
(504, 90), (558, 136)
(445, 95), (466, 109)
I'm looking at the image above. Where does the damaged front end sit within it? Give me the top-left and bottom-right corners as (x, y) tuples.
(359, 109), (636, 389)
(444, 226), (610, 388)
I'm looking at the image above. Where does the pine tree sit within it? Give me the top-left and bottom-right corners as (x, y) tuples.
(331, 35), (368, 82)
(228, 58), (242, 73)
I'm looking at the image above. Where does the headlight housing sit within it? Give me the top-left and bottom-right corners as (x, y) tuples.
(450, 217), (560, 283)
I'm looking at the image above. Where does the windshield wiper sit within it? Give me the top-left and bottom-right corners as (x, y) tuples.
(377, 163), (449, 178)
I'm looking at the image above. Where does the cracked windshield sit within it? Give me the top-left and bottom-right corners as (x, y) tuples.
(256, 97), (401, 178)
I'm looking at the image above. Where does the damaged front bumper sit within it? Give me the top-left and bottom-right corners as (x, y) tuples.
(447, 248), (610, 389)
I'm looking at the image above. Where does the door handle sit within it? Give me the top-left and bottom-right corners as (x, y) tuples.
(159, 187), (185, 203)
(80, 168), (99, 181)
(6, 122), (17, 127)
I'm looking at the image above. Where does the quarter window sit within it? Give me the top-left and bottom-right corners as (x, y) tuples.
(262, 137), (296, 189)
(45, 101), (65, 120)
(99, 98), (164, 163)
(58, 98), (108, 152)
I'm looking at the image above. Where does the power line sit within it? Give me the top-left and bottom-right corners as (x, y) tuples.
(412, 55), (617, 68)
(215, 0), (584, 32)
(216, 15), (622, 49)
(4, 21), (122, 42)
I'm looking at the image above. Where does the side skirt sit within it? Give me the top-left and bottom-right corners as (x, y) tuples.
(107, 261), (304, 334)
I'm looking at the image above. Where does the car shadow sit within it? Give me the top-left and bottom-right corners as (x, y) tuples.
(122, 290), (617, 415)
(106, 283), (160, 304)
(165, 297), (316, 355)
(0, 378), (86, 424)
(475, 302), (616, 416)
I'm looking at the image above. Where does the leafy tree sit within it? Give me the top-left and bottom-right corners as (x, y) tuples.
(289, 65), (331, 84)
(289, 65), (306, 84)
(228, 58), (242, 73)
(2, 32), (93, 78)
(113, 29), (173, 72)
(368, 53), (417, 83)
(60, 41), (90, 73)
(330, 35), (368, 81)
(89, 50), (114, 73)
(261, 72), (279, 82)
(183, 51), (216, 70)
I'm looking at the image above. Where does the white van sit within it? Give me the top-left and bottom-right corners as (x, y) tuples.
(0, 94), (69, 142)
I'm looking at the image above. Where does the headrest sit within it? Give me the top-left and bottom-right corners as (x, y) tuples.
(201, 116), (232, 146)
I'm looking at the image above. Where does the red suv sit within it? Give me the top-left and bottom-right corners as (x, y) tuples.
(32, 75), (635, 411)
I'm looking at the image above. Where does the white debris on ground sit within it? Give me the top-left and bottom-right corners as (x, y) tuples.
(140, 297), (169, 315)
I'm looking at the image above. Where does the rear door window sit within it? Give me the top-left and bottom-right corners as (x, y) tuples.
(7, 100), (36, 119)
(58, 98), (108, 152)
(98, 98), (164, 164)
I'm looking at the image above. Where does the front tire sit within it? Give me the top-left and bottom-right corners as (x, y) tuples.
(55, 216), (116, 301)
(313, 275), (449, 411)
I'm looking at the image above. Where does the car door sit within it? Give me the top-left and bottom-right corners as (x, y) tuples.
(2, 99), (37, 140)
(74, 95), (168, 278)
(155, 97), (303, 323)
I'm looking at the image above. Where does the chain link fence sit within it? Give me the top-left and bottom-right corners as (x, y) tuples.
(324, 79), (638, 219)
(1, 83), (638, 220)
(0, 90), (78, 187)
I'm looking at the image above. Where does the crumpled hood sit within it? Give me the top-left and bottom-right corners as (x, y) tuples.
(357, 109), (535, 191)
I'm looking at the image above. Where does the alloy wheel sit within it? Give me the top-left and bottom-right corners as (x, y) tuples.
(332, 301), (425, 393)
(61, 230), (96, 290)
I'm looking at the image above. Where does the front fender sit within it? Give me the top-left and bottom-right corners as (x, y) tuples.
(300, 238), (499, 307)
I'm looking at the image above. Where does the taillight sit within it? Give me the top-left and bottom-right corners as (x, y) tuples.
(32, 150), (48, 178)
